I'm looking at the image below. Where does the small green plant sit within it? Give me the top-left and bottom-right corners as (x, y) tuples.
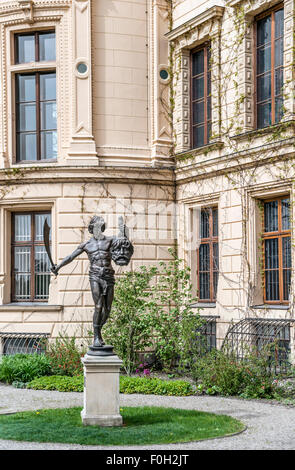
(0, 354), (52, 384)
(193, 348), (279, 399)
(27, 375), (84, 392)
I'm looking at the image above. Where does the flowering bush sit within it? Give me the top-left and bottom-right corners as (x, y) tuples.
(135, 363), (151, 377)
(46, 335), (87, 377)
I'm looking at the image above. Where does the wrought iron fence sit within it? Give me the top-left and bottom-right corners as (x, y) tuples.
(0, 332), (49, 355)
(221, 318), (294, 375)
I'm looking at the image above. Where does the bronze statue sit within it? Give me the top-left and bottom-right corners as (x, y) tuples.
(44, 216), (134, 355)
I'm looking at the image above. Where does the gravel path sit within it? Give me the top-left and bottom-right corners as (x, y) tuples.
(0, 383), (295, 450)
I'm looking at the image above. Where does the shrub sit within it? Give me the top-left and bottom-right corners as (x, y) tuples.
(0, 354), (52, 384)
(46, 334), (87, 377)
(27, 374), (194, 396)
(193, 348), (279, 399)
(103, 266), (159, 375)
(120, 376), (194, 396)
(27, 375), (84, 392)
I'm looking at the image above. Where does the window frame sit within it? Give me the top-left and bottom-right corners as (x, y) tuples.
(13, 30), (57, 163)
(261, 196), (291, 305)
(190, 43), (211, 149)
(197, 207), (218, 303)
(11, 211), (51, 303)
(254, 3), (284, 129)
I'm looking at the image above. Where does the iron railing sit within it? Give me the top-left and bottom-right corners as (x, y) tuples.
(0, 332), (49, 355)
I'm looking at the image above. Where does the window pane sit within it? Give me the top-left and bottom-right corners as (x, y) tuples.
(40, 73), (56, 101)
(257, 101), (272, 128)
(192, 100), (204, 125)
(35, 246), (50, 300)
(212, 209), (218, 236)
(14, 247), (31, 300)
(275, 68), (284, 95)
(283, 270), (291, 301)
(17, 75), (36, 102)
(39, 32), (56, 61)
(257, 15), (271, 46)
(199, 243), (210, 271)
(257, 46), (271, 74)
(264, 200), (278, 232)
(275, 8), (284, 38)
(40, 131), (57, 160)
(35, 214), (51, 241)
(40, 102), (56, 130)
(275, 38), (283, 67)
(192, 49), (204, 76)
(192, 76), (204, 100)
(193, 125), (204, 148)
(199, 273), (210, 300)
(213, 242), (219, 270)
(282, 237), (291, 268)
(282, 199), (290, 230)
(16, 35), (35, 63)
(257, 73), (271, 102)
(265, 238), (279, 269)
(14, 214), (31, 241)
(17, 103), (36, 131)
(265, 270), (279, 301)
(200, 210), (210, 238)
(17, 133), (37, 161)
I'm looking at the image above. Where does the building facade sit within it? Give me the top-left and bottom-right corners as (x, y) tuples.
(0, 0), (294, 362)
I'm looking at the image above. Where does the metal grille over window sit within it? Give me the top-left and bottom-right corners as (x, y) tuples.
(12, 212), (52, 302)
(196, 316), (217, 356)
(0, 332), (49, 355)
(197, 207), (218, 302)
(222, 318), (293, 374)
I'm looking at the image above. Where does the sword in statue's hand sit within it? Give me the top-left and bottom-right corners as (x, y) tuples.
(43, 218), (58, 276)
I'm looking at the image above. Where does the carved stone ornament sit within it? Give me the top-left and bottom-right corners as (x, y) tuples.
(18, 0), (34, 24)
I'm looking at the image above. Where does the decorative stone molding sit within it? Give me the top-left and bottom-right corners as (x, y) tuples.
(148, 0), (174, 168)
(17, 0), (34, 23)
(165, 6), (224, 154)
(68, 0), (98, 164)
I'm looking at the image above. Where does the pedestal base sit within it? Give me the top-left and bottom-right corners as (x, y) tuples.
(81, 353), (123, 427)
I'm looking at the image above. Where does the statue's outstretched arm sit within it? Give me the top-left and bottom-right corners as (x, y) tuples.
(51, 244), (85, 275)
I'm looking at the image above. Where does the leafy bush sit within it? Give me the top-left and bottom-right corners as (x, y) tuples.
(0, 354), (52, 384)
(193, 348), (279, 399)
(27, 375), (84, 392)
(27, 374), (194, 396)
(103, 265), (159, 375)
(151, 250), (201, 371)
(120, 376), (194, 396)
(46, 334), (87, 377)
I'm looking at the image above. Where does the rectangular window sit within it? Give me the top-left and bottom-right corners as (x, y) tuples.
(191, 45), (211, 148)
(262, 197), (291, 304)
(11, 212), (52, 302)
(197, 208), (218, 302)
(255, 5), (284, 128)
(14, 32), (57, 162)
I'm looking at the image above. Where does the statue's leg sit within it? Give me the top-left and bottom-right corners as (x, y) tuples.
(102, 285), (114, 326)
(90, 280), (104, 347)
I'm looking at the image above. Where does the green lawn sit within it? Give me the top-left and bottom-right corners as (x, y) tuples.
(0, 406), (245, 446)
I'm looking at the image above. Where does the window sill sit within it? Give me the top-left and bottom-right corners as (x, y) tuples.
(251, 304), (290, 310)
(230, 120), (295, 142)
(175, 141), (224, 161)
(191, 302), (216, 308)
(0, 303), (63, 312)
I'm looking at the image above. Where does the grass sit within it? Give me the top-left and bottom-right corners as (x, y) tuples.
(0, 406), (245, 446)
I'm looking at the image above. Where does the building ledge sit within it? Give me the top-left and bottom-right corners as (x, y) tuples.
(230, 120), (295, 142)
(175, 141), (224, 163)
(191, 303), (217, 309)
(250, 304), (290, 310)
(0, 303), (63, 312)
(165, 6), (225, 42)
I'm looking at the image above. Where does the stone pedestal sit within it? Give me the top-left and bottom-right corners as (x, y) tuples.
(81, 352), (123, 426)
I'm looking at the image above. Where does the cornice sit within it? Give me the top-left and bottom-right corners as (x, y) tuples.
(165, 6), (225, 42)
(0, 165), (175, 186)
